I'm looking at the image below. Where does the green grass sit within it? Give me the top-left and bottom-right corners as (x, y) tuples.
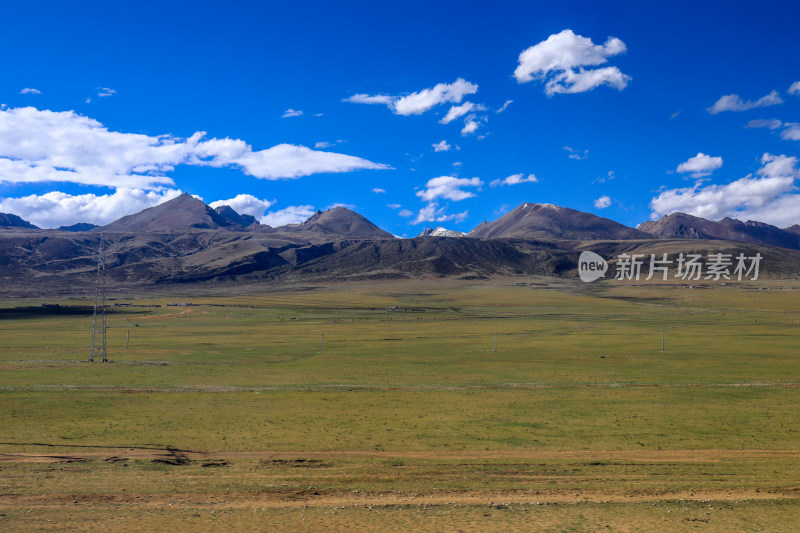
(2, 277), (800, 530)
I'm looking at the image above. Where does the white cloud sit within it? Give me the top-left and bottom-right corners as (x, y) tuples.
(676, 152), (723, 178)
(416, 176), (482, 202)
(594, 195), (612, 209)
(650, 153), (800, 226)
(261, 205), (316, 226)
(314, 139), (346, 149)
(461, 115), (483, 136)
(440, 102), (485, 124)
(412, 202), (468, 225)
(514, 29), (630, 95)
(0, 106), (388, 188)
(372, 188), (386, 194)
(282, 108), (303, 118)
(387, 203), (402, 209)
(593, 170), (615, 184)
(20, 88), (41, 95)
(343, 93), (394, 106)
(394, 79), (478, 115)
(209, 194), (274, 218)
(746, 118), (783, 130)
(496, 100), (513, 113)
(344, 78), (478, 116)
(398, 209), (414, 217)
(0, 188), (181, 228)
(744, 119), (800, 142)
(432, 140), (451, 152)
(707, 90), (783, 114)
(788, 81), (800, 95)
(97, 87), (116, 97)
(490, 173), (538, 187)
(781, 123), (800, 141)
(564, 146), (588, 160)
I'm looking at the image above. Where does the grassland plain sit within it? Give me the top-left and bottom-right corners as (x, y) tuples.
(2, 277), (800, 531)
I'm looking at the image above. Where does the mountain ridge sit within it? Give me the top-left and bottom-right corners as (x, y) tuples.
(0, 212), (39, 229)
(468, 203), (649, 240)
(638, 212), (800, 250)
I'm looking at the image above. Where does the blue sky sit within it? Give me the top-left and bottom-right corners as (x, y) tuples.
(1, 0), (800, 234)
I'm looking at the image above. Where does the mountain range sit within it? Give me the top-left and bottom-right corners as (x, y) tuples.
(637, 212), (800, 250)
(2, 194), (800, 295)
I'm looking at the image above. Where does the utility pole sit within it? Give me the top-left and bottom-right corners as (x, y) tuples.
(320, 331), (324, 354)
(661, 333), (665, 352)
(89, 234), (107, 363)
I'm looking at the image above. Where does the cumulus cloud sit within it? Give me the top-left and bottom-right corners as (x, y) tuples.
(20, 88), (41, 95)
(676, 153), (723, 178)
(282, 108), (303, 118)
(344, 78), (478, 116)
(0, 188), (181, 228)
(372, 188), (386, 194)
(412, 203), (468, 225)
(0, 106), (388, 188)
(440, 102), (485, 124)
(650, 153), (800, 226)
(746, 118), (783, 130)
(461, 115), (483, 136)
(707, 90), (783, 114)
(514, 29), (630, 95)
(490, 173), (538, 187)
(594, 195), (612, 209)
(96, 87), (116, 97)
(781, 123), (800, 141)
(432, 140), (451, 152)
(261, 205), (316, 226)
(416, 176), (483, 202)
(398, 209), (414, 217)
(788, 81), (800, 95)
(496, 100), (513, 113)
(208, 194), (274, 218)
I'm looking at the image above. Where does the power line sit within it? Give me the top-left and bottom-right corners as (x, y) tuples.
(89, 234), (107, 363)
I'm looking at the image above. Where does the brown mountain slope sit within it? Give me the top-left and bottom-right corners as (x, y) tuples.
(97, 193), (244, 232)
(275, 206), (395, 241)
(213, 205), (258, 226)
(638, 212), (800, 250)
(0, 213), (38, 229)
(469, 203), (648, 240)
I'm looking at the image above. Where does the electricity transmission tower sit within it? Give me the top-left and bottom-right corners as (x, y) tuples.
(89, 234), (107, 362)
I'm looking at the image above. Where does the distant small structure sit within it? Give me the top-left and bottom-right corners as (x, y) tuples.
(167, 302), (193, 307)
